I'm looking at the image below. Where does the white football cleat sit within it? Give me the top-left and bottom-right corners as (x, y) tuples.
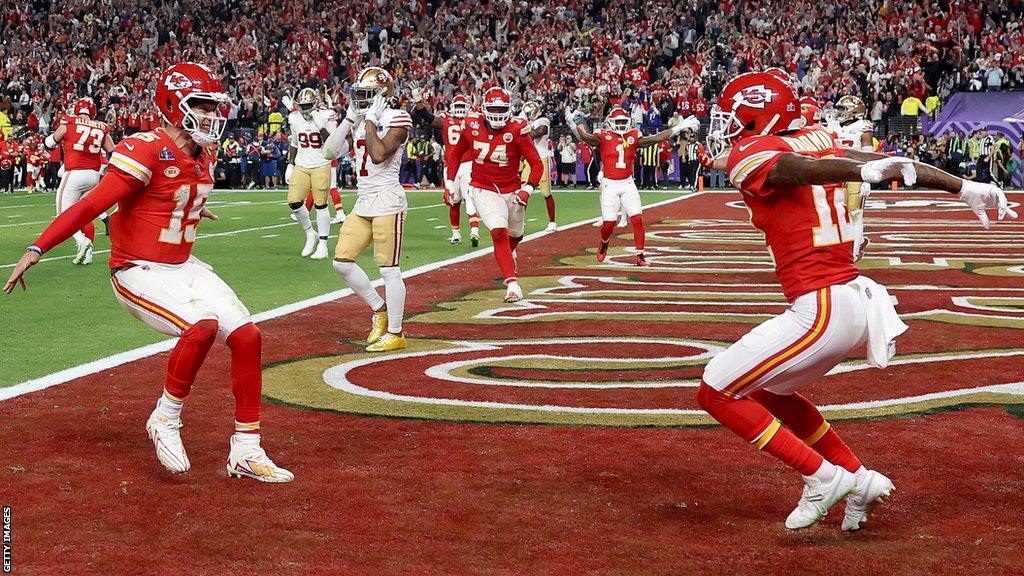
(449, 229), (462, 245)
(785, 468), (858, 530)
(145, 407), (190, 474)
(842, 469), (895, 531)
(226, 435), (294, 483)
(310, 239), (329, 260)
(545, 221), (557, 232)
(73, 240), (93, 265)
(300, 230), (317, 257)
(330, 212), (346, 225)
(504, 281), (523, 303)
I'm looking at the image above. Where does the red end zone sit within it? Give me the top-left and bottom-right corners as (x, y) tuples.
(0, 191), (1022, 574)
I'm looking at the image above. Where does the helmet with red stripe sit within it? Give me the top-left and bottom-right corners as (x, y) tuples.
(73, 97), (97, 118)
(799, 96), (822, 126)
(707, 72), (803, 146)
(450, 94), (470, 119)
(482, 87), (512, 129)
(607, 107), (632, 134)
(154, 62), (230, 146)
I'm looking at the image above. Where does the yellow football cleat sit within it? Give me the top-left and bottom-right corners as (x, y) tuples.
(367, 309), (388, 344)
(366, 332), (406, 352)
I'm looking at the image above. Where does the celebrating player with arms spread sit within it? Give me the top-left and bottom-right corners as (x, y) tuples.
(443, 87), (544, 303)
(698, 72), (1016, 530)
(42, 97), (116, 265)
(5, 63), (293, 483)
(323, 67), (413, 352)
(565, 106), (698, 266)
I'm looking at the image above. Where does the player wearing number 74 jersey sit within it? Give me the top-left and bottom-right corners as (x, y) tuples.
(699, 71), (1016, 531)
(4, 62), (293, 483)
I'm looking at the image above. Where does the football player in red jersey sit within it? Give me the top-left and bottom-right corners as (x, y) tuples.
(697, 72), (1016, 530)
(42, 97), (116, 265)
(411, 91), (481, 246)
(443, 87), (543, 302)
(798, 95), (822, 128)
(565, 106), (698, 266)
(5, 63), (293, 483)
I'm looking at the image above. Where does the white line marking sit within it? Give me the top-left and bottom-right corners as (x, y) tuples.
(0, 193), (698, 400)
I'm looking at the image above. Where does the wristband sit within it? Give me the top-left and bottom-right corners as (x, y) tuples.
(26, 245), (42, 256)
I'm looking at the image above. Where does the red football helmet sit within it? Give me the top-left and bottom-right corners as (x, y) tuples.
(607, 107), (632, 134)
(799, 96), (821, 126)
(450, 94), (470, 118)
(154, 62), (229, 146)
(482, 87), (512, 129)
(708, 72), (803, 146)
(73, 97), (96, 118)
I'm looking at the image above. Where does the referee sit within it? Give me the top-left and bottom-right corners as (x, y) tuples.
(682, 132), (701, 192)
(639, 142), (659, 189)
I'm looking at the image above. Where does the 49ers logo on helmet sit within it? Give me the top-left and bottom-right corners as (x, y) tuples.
(375, 72), (389, 85)
(164, 72), (195, 91)
(732, 85), (774, 109)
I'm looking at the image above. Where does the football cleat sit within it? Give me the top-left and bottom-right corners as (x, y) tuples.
(596, 241), (610, 262)
(635, 253), (650, 267)
(545, 221), (557, 232)
(367, 309), (388, 344)
(617, 215), (629, 227)
(853, 237), (870, 262)
(300, 230), (318, 257)
(504, 281), (523, 303)
(330, 212), (346, 225)
(365, 331), (407, 352)
(842, 469), (895, 531)
(449, 230), (462, 245)
(146, 406), (190, 474)
(73, 241), (93, 265)
(470, 231), (480, 247)
(310, 240), (329, 260)
(226, 435), (294, 483)
(785, 468), (858, 530)
(290, 212), (299, 222)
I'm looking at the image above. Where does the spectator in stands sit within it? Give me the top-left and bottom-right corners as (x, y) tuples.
(557, 135), (577, 188)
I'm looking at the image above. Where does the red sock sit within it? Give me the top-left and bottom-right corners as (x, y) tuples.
(599, 220), (616, 242)
(82, 221), (95, 242)
(469, 213), (480, 230)
(330, 187), (343, 210)
(697, 383), (823, 476)
(509, 234), (522, 253)
(545, 194), (556, 222)
(304, 192), (314, 211)
(164, 319), (218, 399)
(749, 390), (863, 472)
(490, 228), (516, 282)
(449, 201), (462, 229)
(628, 214), (645, 252)
(226, 323), (262, 427)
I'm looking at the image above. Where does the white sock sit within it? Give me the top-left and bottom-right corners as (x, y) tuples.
(379, 266), (406, 333)
(232, 431), (261, 446)
(314, 205), (331, 239)
(333, 260), (385, 310)
(157, 392), (183, 420)
(808, 460), (838, 483)
(72, 230), (86, 246)
(293, 205), (312, 231)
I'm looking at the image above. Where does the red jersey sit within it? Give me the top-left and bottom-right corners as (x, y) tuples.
(595, 128), (641, 180)
(725, 125), (857, 301)
(103, 129), (216, 268)
(60, 115), (111, 171)
(440, 113), (473, 167)
(445, 113), (542, 193)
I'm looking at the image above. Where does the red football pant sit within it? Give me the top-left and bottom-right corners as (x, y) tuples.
(164, 319), (218, 399)
(748, 389), (862, 473)
(697, 383), (823, 476)
(226, 322), (262, 426)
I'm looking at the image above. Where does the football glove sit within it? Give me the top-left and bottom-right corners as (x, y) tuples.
(514, 184), (534, 206)
(958, 180), (1018, 229)
(284, 163), (293, 185)
(671, 115), (700, 136)
(860, 157), (916, 186)
(443, 179), (462, 206)
(365, 93), (387, 127)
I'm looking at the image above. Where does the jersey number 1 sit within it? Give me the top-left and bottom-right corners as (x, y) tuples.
(811, 185), (856, 246)
(160, 184), (213, 244)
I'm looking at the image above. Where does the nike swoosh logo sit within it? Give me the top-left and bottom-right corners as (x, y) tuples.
(737, 141), (755, 152)
(124, 143), (135, 151)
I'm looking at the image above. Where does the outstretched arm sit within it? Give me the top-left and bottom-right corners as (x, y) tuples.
(637, 116), (699, 147)
(564, 109), (600, 146)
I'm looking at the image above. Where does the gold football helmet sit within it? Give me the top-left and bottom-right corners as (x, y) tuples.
(351, 67), (396, 114)
(835, 95), (867, 125)
(296, 87), (318, 119)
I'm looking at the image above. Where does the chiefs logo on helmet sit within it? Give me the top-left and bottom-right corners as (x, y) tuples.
(163, 72), (195, 91)
(732, 85), (775, 109)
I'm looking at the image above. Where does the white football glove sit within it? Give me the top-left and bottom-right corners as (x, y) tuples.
(365, 93), (387, 127)
(443, 179), (462, 206)
(958, 180), (1018, 229)
(284, 163), (293, 185)
(410, 87), (424, 104)
(345, 98), (360, 123)
(671, 115), (700, 136)
(281, 94), (294, 112)
(859, 181), (872, 202)
(860, 157), (916, 186)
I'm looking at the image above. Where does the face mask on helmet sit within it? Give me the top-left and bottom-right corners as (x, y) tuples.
(484, 102), (511, 128)
(706, 104), (743, 149)
(297, 88), (318, 119)
(181, 95), (228, 147)
(351, 86), (383, 115)
(608, 114), (631, 134)
(450, 99), (469, 118)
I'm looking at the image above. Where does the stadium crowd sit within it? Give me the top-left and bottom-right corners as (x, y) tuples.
(0, 0), (1021, 191)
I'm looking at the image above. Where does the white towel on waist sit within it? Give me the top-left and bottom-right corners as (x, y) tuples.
(847, 276), (909, 368)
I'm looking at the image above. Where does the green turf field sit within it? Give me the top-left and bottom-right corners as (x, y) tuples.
(0, 186), (682, 386)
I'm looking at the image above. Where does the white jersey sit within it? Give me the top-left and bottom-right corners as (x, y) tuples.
(531, 117), (552, 159)
(829, 118), (873, 150)
(288, 109), (337, 168)
(352, 108), (413, 217)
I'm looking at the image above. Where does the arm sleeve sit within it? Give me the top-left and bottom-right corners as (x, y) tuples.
(520, 133), (544, 188)
(446, 134), (469, 181)
(32, 169), (142, 253)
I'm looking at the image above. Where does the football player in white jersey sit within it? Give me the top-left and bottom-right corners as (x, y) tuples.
(827, 95), (875, 260)
(323, 67), (412, 352)
(520, 101), (557, 230)
(286, 87), (338, 259)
